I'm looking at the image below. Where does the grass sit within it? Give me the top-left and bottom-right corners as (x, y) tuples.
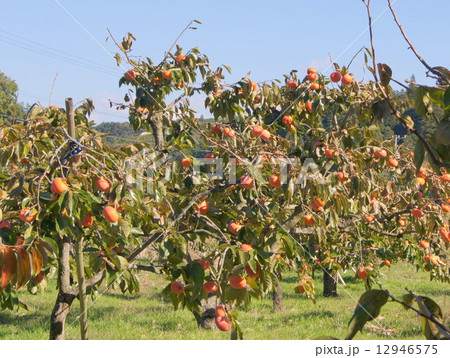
(0, 263), (448, 340)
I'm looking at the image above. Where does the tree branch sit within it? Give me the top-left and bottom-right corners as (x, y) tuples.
(363, 0), (450, 168)
(384, 289), (450, 338)
(386, 0), (449, 84)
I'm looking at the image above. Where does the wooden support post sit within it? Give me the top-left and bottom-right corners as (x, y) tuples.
(65, 97), (88, 340)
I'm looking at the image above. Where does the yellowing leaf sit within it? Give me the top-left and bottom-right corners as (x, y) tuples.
(245, 276), (258, 290)
(346, 289), (389, 340)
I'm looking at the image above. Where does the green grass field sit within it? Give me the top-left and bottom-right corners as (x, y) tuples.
(0, 263), (448, 340)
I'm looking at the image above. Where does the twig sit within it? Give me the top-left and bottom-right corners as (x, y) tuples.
(179, 229), (228, 245)
(365, 224), (415, 238)
(389, 77), (413, 93)
(156, 20), (198, 72)
(49, 72), (59, 107)
(387, 0), (448, 84)
(131, 263), (157, 273)
(347, 46), (365, 69)
(363, 0), (450, 168)
(385, 289), (450, 338)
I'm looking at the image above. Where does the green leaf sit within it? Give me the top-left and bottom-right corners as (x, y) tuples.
(414, 296), (445, 340)
(434, 119), (450, 163)
(414, 87), (432, 117)
(427, 87), (445, 106)
(190, 262), (204, 287)
(223, 64), (232, 74)
(119, 219), (132, 238)
(345, 289), (389, 340)
(413, 140), (425, 170)
(444, 87), (450, 107)
(377, 63), (392, 87)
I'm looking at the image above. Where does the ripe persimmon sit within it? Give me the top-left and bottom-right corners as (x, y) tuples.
(416, 177), (426, 186)
(251, 125), (264, 137)
(51, 178), (69, 195)
(310, 82), (320, 91)
(412, 208), (424, 218)
(211, 124), (221, 134)
(245, 264), (260, 277)
(170, 281), (185, 294)
(307, 73), (318, 82)
(260, 129), (271, 141)
(240, 175), (254, 189)
(175, 54), (186, 63)
(268, 175), (282, 188)
(341, 74), (353, 85)
(439, 227), (449, 243)
(330, 71), (342, 82)
(103, 206), (119, 223)
(204, 153), (215, 164)
(196, 201), (209, 215)
(287, 80), (298, 89)
(337, 172), (349, 182)
(310, 201), (323, 212)
(203, 281), (218, 293)
(181, 158), (191, 168)
(215, 316), (232, 331)
(282, 115), (293, 125)
(81, 214), (94, 227)
(223, 127), (235, 138)
(229, 275), (246, 289)
(357, 267), (368, 280)
(162, 70), (172, 80)
(125, 70), (136, 81)
(0, 220), (11, 229)
(304, 215), (315, 226)
(197, 259), (210, 270)
(325, 148), (335, 158)
(215, 305), (226, 317)
(441, 204), (450, 212)
(374, 149), (388, 158)
(228, 222), (241, 234)
(247, 81), (258, 92)
(19, 207), (37, 223)
(95, 177), (111, 192)
(240, 244), (253, 252)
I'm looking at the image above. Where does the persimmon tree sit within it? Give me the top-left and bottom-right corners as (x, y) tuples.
(0, 1), (448, 341)
(0, 102), (166, 339)
(109, 15), (449, 338)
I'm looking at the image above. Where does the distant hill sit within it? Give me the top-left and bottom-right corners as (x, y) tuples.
(93, 122), (147, 147)
(94, 95), (438, 151)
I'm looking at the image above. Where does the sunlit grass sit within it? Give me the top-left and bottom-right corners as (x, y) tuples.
(0, 263), (447, 340)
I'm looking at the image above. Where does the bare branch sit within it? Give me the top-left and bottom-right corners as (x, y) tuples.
(387, 0), (449, 84)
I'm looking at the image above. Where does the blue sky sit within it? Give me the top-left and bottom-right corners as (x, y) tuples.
(1, 0), (449, 123)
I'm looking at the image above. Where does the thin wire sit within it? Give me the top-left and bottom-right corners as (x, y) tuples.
(52, 0), (124, 67)
(0, 28), (121, 73)
(0, 35), (119, 77)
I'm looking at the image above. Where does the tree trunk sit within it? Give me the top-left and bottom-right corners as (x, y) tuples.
(193, 294), (217, 329)
(149, 113), (164, 151)
(322, 268), (337, 297)
(272, 276), (284, 312)
(49, 236), (76, 340)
